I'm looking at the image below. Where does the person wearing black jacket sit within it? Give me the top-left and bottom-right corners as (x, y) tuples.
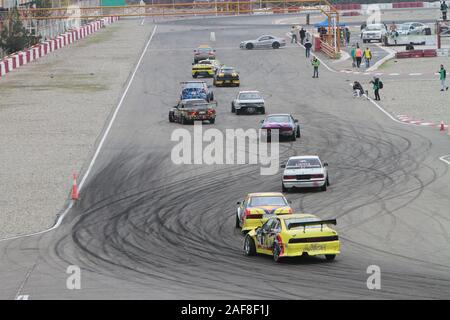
(299, 28), (306, 45)
(352, 81), (364, 97)
(304, 39), (312, 58)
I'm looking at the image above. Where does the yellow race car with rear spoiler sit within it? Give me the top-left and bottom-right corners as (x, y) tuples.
(244, 213), (340, 262)
(235, 192), (292, 233)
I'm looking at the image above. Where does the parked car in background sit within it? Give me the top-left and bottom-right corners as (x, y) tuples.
(361, 23), (387, 43)
(397, 22), (431, 35)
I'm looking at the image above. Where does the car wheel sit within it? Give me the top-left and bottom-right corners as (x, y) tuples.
(235, 214), (240, 228)
(181, 116), (186, 125)
(236, 109), (241, 115)
(296, 125), (301, 138)
(326, 177), (330, 186)
(273, 243), (282, 262)
(210, 92), (214, 101)
(246, 43), (254, 50)
(325, 254), (336, 261)
(169, 112), (174, 123)
(291, 132), (296, 141)
(210, 118), (215, 124)
(282, 183), (287, 193)
(261, 107), (265, 115)
(321, 182), (327, 191)
(192, 73), (198, 78)
(231, 103), (235, 113)
(272, 42), (280, 49)
(244, 235), (256, 256)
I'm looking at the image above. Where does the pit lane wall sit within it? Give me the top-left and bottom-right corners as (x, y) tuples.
(0, 16), (119, 78)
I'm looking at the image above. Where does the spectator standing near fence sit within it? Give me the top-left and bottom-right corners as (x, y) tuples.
(439, 64), (449, 91)
(311, 57), (320, 78)
(364, 47), (372, 68)
(350, 45), (356, 67)
(345, 27), (351, 45)
(304, 39), (312, 58)
(355, 45), (362, 68)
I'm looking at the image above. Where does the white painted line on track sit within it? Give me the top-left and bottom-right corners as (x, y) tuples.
(389, 73), (400, 76)
(140, 18), (146, 26)
(348, 83), (409, 125)
(439, 155), (450, 165)
(409, 73), (423, 76)
(366, 43), (396, 72)
(78, 25), (157, 191)
(14, 262), (36, 300)
(210, 31), (216, 42)
(0, 25), (159, 243)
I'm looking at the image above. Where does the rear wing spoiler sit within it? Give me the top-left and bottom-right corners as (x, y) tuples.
(288, 219), (337, 232)
(180, 81), (206, 85)
(181, 101), (218, 109)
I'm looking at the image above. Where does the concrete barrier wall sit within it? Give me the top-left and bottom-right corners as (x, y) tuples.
(0, 16), (119, 78)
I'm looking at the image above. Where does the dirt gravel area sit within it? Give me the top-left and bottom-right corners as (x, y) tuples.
(0, 19), (153, 239)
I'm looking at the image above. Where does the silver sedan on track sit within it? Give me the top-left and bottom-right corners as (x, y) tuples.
(240, 35), (287, 50)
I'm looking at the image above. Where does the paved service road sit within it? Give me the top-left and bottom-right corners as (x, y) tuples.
(1, 15), (450, 299)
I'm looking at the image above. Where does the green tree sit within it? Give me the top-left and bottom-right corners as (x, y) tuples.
(0, 7), (36, 55)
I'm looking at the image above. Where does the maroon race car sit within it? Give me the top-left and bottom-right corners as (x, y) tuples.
(259, 114), (301, 141)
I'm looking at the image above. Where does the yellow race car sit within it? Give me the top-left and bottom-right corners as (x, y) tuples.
(235, 192), (292, 233)
(244, 213), (340, 262)
(192, 59), (220, 78)
(213, 66), (240, 87)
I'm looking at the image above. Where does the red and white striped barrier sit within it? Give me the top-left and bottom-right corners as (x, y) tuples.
(0, 17), (119, 78)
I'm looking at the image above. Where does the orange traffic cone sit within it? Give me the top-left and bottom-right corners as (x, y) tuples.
(71, 173), (79, 201)
(440, 121), (445, 131)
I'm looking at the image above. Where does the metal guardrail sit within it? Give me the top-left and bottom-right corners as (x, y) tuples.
(320, 40), (337, 59)
(14, 0), (339, 20)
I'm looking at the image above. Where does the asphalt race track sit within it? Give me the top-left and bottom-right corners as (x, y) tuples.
(1, 15), (450, 299)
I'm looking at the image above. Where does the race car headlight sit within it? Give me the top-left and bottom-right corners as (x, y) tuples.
(219, 73), (224, 77)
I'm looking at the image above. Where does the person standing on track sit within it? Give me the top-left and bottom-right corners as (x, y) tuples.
(311, 57), (320, 78)
(299, 27), (306, 45)
(291, 25), (298, 43)
(304, 39), (312, 58)
(441, 1), (448, 21)
(439, 64), (449, 91)
(355, 44), (362, 68)
(363, 47), (372, 68)
(370, 77), (383, 100)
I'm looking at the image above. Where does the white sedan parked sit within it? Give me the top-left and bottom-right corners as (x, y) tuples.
(281, 156), (330, 192)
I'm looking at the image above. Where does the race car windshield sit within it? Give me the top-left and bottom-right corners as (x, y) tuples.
(286, 158), (321, 168)
(266, 116), (290, 123)
(248, 196), (287, 207)
(184, 83), (205, 89)
(199, 61), (211, 64)
(198, 48), (212, 53)
(365, 24), (383, 30)
(239, 93), (261, 100)
(285, 218), (321, 230)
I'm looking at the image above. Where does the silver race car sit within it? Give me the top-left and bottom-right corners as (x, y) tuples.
(240, 35), (287, 50)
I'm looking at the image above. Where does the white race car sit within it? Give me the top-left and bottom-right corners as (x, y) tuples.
(281, 156), (329, 192)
